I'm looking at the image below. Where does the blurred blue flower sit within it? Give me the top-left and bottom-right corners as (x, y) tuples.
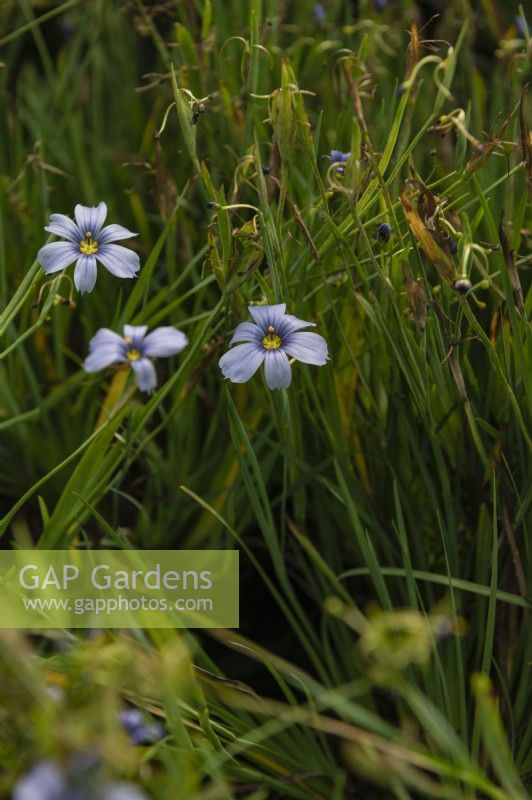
(104, 784), (149, 800)
(374, 0), (388, 10)
(327, 150), (350, 164)
(38, 202), (140, 294)
(13, 760), (148, 800)
(377, 223), (391, 242)
(13, 760), (64, 800)
(515, 14), (528, 39)
(120, 709), (166, 746)
(84, 324), (188, 393)
(219, 303), (328, 390)
(326, 150), (351, 176)
(313, 3), (326, 25)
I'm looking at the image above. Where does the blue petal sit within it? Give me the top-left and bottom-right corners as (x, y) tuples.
(44, 213), (81, 242)
(277, 314), (316, 337)
(74, 202), (107, 234)
(515, 15), (528, 38)
(328, 150), (350, 162)
(98, 224), (138, 244)
(219, 342), (265, 383)
(13, 760), (66, 800)
(120, 708), (145, 733)
(84, 350), (123, 373)
(123, 325), (148, 344)
(97, 244), (140, 278)
(37, 241), (78, 274)
(88, 328), (125, 351)
(74, 255), (97, 293)
(84, 329), (126, 372)
(229, 321), (262, 345)
(283, 332), (329, 365)
(264, 350), (292, 389)
(143, 327), (188, 357)
(131, 358), (157, 392)
(313, 3), (326, 24)
(248, 303), (286, 331)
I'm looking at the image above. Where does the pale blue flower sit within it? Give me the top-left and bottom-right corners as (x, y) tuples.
(515, 14), (528, 39)
(219, 304), (328, 390)
(120, 709), (165, 746)
(313, 3), (326, 25)
(38, 202), (140, 294)
(84, 324), (188, 393)
(102, 784), (148, 800)
(327, 150), (350, 164)
(13, 759), (148, 800)
(13, 760), (64, 800)
(326, 150), (351, 176)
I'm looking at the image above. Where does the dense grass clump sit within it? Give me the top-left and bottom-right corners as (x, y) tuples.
(0, 1), (530, 798)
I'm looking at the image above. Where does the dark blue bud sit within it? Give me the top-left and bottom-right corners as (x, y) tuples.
(374, 0), (389, 10)
(396, 83), (406, 96)
(207, 201), (216, 209)
(448, 237), (458, 255)
(377, 223), (391, 242)
(454, 278), (471, 295)
(261, 166), (270, 175)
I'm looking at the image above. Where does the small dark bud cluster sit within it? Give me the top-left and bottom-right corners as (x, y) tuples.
(454, 278), (472, 295)
(191, 103), (207, 125)
(377, 222), (392, 243)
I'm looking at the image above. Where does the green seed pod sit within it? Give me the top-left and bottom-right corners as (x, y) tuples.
(270, 59), (313, 166)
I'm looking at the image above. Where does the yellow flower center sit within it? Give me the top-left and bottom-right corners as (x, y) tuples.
(79, 231), (99, 255)
(262, 325), (282, 350)
(127, 348), (141, 362)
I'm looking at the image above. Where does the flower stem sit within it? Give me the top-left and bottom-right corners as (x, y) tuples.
(0, 257), (43, 339)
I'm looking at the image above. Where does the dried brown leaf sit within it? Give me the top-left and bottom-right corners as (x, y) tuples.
(401, 192), (457, 284)
(519, 83), (532, 200)
(404, 265), (428, 331)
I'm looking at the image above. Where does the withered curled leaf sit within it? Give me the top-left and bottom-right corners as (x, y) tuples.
(519, 84), (532, 200)
(404, 264), (428, 331)
(401, 191), (457, 284)
(417, 188), (438, 225)
(465, 94), (521, 176)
